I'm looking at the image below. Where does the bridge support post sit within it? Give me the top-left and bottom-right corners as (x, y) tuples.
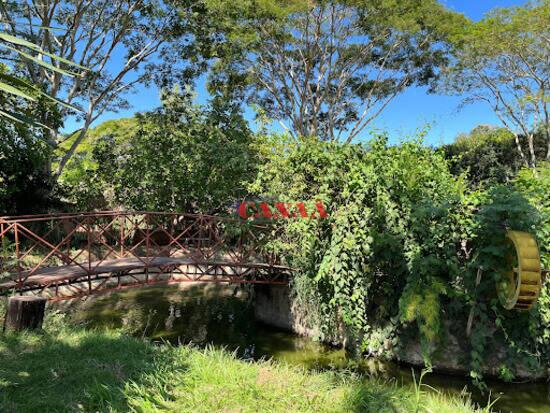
(3, 296), (47, 332)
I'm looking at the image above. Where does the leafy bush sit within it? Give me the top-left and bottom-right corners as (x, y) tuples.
(66, 92), (256, 213)
(513, 164), (550, 372)
(515, 163), (550, 267)
(442, 126), (547, 187)
(58, 118), (139, 209)
(464, 185), (543, 385)
(252, 134), (471, 352)
(252, 133), (549, 381)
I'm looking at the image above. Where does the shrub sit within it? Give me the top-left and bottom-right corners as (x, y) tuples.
(252, 134), (472, 354)
(252, 133), (550, 381)
(442, 125), (546, 187)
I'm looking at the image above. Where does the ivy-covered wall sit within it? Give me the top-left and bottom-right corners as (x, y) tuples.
(250, 133), (549, 384)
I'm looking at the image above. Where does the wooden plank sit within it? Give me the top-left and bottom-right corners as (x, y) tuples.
(0, 256), (292, 290)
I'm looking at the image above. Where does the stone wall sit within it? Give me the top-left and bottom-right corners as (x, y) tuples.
(253, 284), (318, 337)
(253, 284), (547, 381)
(253, 284), (293, 330)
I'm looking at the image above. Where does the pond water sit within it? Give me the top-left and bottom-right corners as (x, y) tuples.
(62, 284), (549, 413)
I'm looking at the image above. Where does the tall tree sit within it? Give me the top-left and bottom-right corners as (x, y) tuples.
(0, 0), (186, 178)
(83, 92), (255, 213)
(0, 29), (77, 214)
(200, 0), (465, 142)
(442, 0), (550, 167)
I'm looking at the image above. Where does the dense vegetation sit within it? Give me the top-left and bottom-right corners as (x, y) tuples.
(60, 93), (255, 212)
(41, 117), (550, 385)
(0, 0), (548, 407)
(0, 107), (60, 215)
(442, 126), (548, 186)
(248, 133), (550, 385)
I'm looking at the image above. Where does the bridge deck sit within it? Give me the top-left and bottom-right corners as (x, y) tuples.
(0, 256), (290, 290)
(0, 211), (292, 298)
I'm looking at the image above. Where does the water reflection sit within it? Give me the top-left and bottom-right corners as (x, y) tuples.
(63, 284), (549, 413)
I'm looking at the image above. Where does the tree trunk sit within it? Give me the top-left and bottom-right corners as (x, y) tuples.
(527, 133), (537, 168)
(512, 132), (529, 168)
(3, 296), (47, 332)
(54, 115), (93, 179)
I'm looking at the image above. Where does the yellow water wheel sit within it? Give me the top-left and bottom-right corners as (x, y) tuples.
(497, 230), (543, 310)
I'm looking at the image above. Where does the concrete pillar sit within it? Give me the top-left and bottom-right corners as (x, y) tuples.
(254, 284), (293, 331)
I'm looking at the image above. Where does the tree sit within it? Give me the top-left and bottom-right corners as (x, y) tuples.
(442, 125), (547, 186)
(57, 117), (139, 207)
(0, 97), (59, 214)
(75, 92), (256, 212)
(0, 0), (186, 178)
(0, 28), (82, 214)
(443, 1), (550, 167)
(201, 0), (465, 142)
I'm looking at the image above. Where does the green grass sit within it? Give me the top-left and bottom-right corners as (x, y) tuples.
(0, 315), (494, 412)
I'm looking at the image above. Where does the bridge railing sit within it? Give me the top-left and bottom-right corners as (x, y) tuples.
(0, 211), (283, 287)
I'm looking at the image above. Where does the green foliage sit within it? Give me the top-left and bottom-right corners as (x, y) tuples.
(0, 103), (60, 215)
(68, 92), (256, 212)
(514, 163), (550, 268)
(0, 30), (84, 127)
(443, 0), (550, 166)
(252, 133), (471, 354)
(316, 200), (373, 334)
(513, 164), (550, 367)
(442, 130), (550, 383)
(58, 118), (138, 178)
(442, 126), (547, 186)
(399, 279), (446, 354)
(197, 0), (466, 141)
(450, 0), (549, 59)
(1, 0), (547, 390)
(252, 131), (549, 383)
(464, 185), (542, 385)
(0, 30), (77, 213)
(59, 118), (139, 208)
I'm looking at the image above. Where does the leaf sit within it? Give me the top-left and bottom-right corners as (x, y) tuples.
(0, 72), (34, 89)
(0, 80), (35, 101)
(0, 108), (53, 130)
(0, 32), (40, 50)
(35, 89), (81, 112)
(0, 30), (87, 70)
(0, 72), (81, 112)
(3, 44), (79, 77)
(29, 47), (87, 70)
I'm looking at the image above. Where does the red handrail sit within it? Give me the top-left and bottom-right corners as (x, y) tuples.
(0, 211), (290, 299)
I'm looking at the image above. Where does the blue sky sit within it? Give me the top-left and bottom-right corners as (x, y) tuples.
(66, 0), (528, 147)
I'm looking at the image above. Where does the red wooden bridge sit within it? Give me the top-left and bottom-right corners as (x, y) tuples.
(0, 211), (292, 301)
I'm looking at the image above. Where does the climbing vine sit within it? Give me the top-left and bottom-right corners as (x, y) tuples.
(252, 134), (550, 385)
(465, 186), (542, 385)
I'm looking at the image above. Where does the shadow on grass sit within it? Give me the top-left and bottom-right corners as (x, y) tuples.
(0, 328), (189, 412)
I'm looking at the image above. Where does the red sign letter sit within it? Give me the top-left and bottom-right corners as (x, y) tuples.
(238, 202), (257, 219)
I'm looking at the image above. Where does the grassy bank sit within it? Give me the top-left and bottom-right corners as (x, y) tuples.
(0, 320), (493, 412)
